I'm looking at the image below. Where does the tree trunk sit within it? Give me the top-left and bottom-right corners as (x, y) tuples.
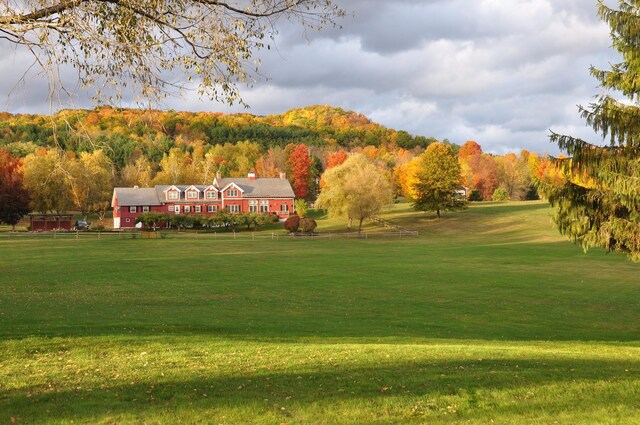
(358, 217), (364, 235)
(437, 209), (441, 218)
(348, 216), (352, 230)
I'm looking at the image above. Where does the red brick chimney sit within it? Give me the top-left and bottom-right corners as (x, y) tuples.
(248, 170), (256, 181)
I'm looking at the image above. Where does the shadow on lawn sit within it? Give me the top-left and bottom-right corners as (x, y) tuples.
(2, 356), (638, 423)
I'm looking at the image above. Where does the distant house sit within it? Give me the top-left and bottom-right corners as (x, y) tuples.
(111, 172), (295, 229)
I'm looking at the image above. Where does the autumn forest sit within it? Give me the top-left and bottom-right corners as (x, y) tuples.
(0, 105), (564, 224)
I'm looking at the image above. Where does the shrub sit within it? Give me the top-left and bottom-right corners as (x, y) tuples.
(492, 187), (510, 201)
(299, 218), (317, 233)
(284, 214), (300, 233)
(468, 189), (483, 202)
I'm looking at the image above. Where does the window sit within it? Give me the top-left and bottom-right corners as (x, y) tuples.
(187, 190), (198, 200)
(167, 191), (179, 200)
(125, 218), (131, 223)
(249, 200), (258, 212)
(184, 206), (191, 213)
(142, 206), (149, 212)
(227, 204), (240, 213)
(195, 205), (201, 213)
(280, 204), (289, 212)
(129, 206), (137, 213)
(175, 205), (180, 213)
(207, 205), (217, 213)
(168, 205), (174, 212)
(206, 191), (217, 200)
(227, 189), (238, 197)
(260, 204), (269, 213)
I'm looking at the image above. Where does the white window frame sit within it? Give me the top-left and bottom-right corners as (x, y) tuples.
(168, 205), (174, 212)
(206, 191), (217, 200)
(175, 205), (180, 213)
(184, 205), (191, 213)
(129, 206), (137, 213)
(207, 205), (217, 213)
(280, 204), (289, 212)
(227, 204), (240, 213)
(142, 206), (150, 212)
(187, 190), (198, 200)
(227, 189), (238, 197)
(195, 205), (201, 213)
(167, 191), (179, 200)
(260, 204), (269, 213)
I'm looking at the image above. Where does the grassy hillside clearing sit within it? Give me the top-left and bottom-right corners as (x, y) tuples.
(0, 202), (638, 424)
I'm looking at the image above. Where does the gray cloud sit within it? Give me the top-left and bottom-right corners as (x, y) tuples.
(0, 0), (622, 154)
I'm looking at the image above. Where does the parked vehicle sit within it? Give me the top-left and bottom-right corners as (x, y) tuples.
(73, 220), (90, 230)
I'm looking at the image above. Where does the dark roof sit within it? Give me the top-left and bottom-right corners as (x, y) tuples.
(113, 177), (294, 206)
(217, 177), (295, 198)
(112, 188), (162, 206)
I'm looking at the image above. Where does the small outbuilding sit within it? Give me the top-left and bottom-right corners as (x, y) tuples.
(29, 214), (74, 231)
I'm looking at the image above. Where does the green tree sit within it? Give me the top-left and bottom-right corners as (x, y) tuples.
(411, 142), (465, 218)
(1, 1), (344, 105)
(135, 212), (169, 230)
(316, 153), (393, 234)
(544, 1), (640, 261)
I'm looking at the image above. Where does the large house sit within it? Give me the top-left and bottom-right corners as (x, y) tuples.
(111, 172), (295, 229)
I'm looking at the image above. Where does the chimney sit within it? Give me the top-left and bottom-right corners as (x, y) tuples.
(279, 172), (286, 180)
(247, 170), (256, 181)
(215, 171), (222, 181)
(133, 185), (139, 189)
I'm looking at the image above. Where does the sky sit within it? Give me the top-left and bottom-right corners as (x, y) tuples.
(0, 0), (623, 155)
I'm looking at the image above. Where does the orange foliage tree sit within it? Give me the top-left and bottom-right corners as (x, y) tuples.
(287, 144), (314, 199)
(326, 150), (348, 169)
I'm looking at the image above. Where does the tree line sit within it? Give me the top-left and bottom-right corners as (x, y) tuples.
(0, 106), (567, 233)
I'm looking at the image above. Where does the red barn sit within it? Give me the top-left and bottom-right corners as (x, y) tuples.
(111, 172), (296, 229)
(29, 214), (74, 231)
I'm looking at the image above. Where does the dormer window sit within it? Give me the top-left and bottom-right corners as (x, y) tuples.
(227, 189), (239, 197)
(167, 191), (179, 201)
(186, 190), (199, 200)
(205, 191), (217, 200)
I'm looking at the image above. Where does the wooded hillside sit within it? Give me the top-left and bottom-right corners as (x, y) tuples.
(0, 105), (434, 162)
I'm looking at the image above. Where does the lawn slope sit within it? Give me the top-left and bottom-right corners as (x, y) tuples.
(0, 201), (638, 424)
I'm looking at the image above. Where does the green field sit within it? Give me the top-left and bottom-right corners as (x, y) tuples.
(1, 202), (639, 424)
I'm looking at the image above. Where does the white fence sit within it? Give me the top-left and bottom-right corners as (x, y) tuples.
(0, 229), (418, 241)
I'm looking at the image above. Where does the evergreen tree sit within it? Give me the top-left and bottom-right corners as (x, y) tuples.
(411, 142), (465, 218)
(544, 0), (640, 261)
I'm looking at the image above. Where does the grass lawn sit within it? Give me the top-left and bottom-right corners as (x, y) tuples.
(1, 201), (639, 424)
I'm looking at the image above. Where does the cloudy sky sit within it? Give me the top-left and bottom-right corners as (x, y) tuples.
(0, 0), (622, 154)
